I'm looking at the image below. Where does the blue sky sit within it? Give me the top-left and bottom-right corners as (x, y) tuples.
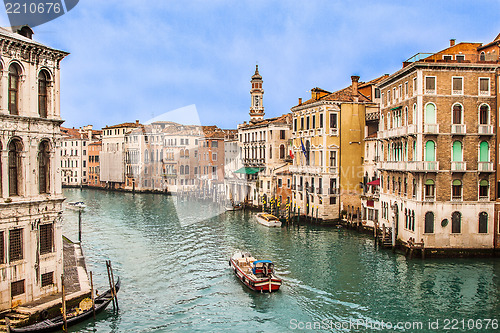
(1, 0), (499, 129)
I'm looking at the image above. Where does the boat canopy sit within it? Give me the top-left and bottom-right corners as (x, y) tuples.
(253, 260), (273, 265)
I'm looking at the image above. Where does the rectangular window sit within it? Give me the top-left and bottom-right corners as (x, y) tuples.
(41, 272), (54, 287)
(329, 151), (337, 167)
(330, 113), (337, 128)
(280, 130), (285, 139)
(40, 224), (53, 255)
(294, 119), (297, 131)
(479, 78), (490, 95)
(404, 82), (408, 96)
(374, 88), (380, 98)
(9, 228), (23, 262)
(456, 54), (465, 62)
(425, 77), (436, 94)
(312, 116), (316, 129)
(319, 114), (323, 128)
(212, 153), (217, 161)
(212, 141), (218, 148)
(413, 77), (417, 92)
(452, 77), (463, 95)
(11, 280), (25, 297)
(387, 90), (391, 104)
(443, 55), (453, 61)
(300, 118), (304, 130)
(306, 116), (310, 130)
(278, 179), (282, 187)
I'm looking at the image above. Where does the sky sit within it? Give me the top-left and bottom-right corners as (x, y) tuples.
(1, 0), (499, 130)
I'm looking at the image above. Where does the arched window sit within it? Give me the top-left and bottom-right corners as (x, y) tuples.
(452, 104), (462, 124)
(185, 165), (189, 175)
(479, 179), (489, 199)
(480, 51), (485, 61)
(479, 212), (488, 233)
(185, 149), (189, 157)
(425, 103), (436, 124)
(425, 141), (435, 161)
(38, 141), (50, 194)
(425, 212), (434, 233)
(279, 144), (285, 159)
(452, 141), (462, 161)
(9, 139), (22, 196)
(404, 107), (408, 126)
(180, 149), (184, 158)
(452, 179), (462, 200)
(9, 64), (21, 115)
(413, 140), (417, 161)
(479, 141), (489, 162)
(179, 165), (184, 175)
(412, 103), (417, 125)
(425, 179), (435, 199)
(38, 70), (49, 118)
(452, 211), (461, 233)
(479, 104), (489, 125)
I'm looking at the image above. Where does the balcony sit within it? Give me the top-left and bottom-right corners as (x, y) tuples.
(478, 124), (493, 135)
(329, 188), (339, 195)
(451, 161), (466, 172)
(328, 167), (338, 174)
(329, 128), (338, 136)
(424, 124), (439, 134)
(451, 124), (466, 135)
(406, 161), (439, 172)
(407, 124), (417, 135)
(478, 161), (493, 172)
(379, 161), (406, 171)
(297, 185), (303, 191)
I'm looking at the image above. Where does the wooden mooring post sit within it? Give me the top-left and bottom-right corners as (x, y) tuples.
(90, 271), (96, 319)
(106, 260), (119, 310)
(61, 274), (68, 332)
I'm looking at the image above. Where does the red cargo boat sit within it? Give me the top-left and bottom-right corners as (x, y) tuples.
(229, 252), (282, 292)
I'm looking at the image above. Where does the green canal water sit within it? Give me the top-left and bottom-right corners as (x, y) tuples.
(62, 188), (500, 332)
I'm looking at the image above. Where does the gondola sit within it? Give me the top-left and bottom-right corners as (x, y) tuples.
(10, 278), (120, 333)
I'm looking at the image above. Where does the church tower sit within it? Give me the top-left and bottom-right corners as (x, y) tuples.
(249, 65), (264, 123)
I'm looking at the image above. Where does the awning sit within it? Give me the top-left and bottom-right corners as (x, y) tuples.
(390, 106), (402, 110)
(367, 179), (380, 186)
(234, 167), (263, 174)
(253, 260), (272, 265)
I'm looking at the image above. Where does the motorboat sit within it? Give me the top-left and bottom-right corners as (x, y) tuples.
(255, 213), (282, 227)
(229, 252), (282, 293)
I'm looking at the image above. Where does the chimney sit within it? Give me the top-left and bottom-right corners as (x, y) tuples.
(298, 98), (302, 105)
(450, 39), (456, 47)
(351, 75), (360, 97)
(135, 120), (139, 124)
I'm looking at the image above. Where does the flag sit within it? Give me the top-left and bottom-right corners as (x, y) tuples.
(300, 139), (308, 159)
(289, 148), (294, 159)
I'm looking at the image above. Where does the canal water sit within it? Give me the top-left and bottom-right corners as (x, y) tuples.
(62, 189), (500, 332)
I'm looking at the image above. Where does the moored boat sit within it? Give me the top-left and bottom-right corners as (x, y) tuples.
(10, 278), (120, 333)
(255, 213), (282, 227)
(229, 252), (282, 292)
(67, 201), (86, 210)
(225, 203), (243, 211)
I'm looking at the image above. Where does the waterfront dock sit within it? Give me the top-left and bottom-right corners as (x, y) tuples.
(0, 238), (91, 331)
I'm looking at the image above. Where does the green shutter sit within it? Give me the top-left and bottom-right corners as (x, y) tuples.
(480, 179), (488, 186)
(452, 179), (462, 186)
(425, 104), (435, 124)
(425, 141), (435, 161)
(452, 141), (462, 162)
(425, 179), (435, 185)
(479, 141), (489, 162)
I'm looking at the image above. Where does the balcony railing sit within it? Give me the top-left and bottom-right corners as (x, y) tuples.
(407, 124), (417, 135)
(478, 124), (493, 135)
(478, 161), (493, 172)
(379, 161), (406, 171)
(451, 124), (466, 135)
(316, 188), (323, 195)
(406, 161), (439, 172)
(329, 128), (338, 136)
(424, 195), (435, 202)
(451, 161), (466, 171)
(329, 188), (339, 195)
(424, 124), (439, 134)
(297, 185), (303, 191)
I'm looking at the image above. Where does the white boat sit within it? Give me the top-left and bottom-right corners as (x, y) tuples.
(229, 251), (282, 293)
(225, 203), (243, 211)
(67, 201), (86, 210)
(255, 213), (282, 227)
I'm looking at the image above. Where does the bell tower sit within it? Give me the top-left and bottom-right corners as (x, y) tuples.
(249, 65), (264, 123)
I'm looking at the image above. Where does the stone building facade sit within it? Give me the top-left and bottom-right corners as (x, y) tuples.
(377, 38), (500, 250)
(290, 76), (380, 222)
(0, 26), (68, 309)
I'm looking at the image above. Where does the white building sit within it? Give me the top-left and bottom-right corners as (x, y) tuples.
(0, 26), (68, 310)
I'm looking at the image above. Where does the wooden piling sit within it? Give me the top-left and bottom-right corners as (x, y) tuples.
(108, 261), (119, 310)
(90, 271), (96, 319)
(61, 274), (67, 332)
(106, 261), (115, 310)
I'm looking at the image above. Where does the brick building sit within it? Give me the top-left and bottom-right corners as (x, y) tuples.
(377, 36), (500, 251)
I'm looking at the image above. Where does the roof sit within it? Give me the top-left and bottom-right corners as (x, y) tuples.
(0, 26), (68, 56)
(60, 127), (83, 140)
(358, 75), (389, 89)
(239, 113), (291, 129)
(103, 122), (142, 130)
(477, 32), (500, 50)
(296, 84), (371, 108)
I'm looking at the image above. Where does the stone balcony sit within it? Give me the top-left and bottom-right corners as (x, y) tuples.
(478, 124), (494, 135)
(406, 161), (439, 172)
(451, 161), (466, 172)
(451, 124), (466, 135)
(478, 161), (494, 172)
(424, 124), (439, 134)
